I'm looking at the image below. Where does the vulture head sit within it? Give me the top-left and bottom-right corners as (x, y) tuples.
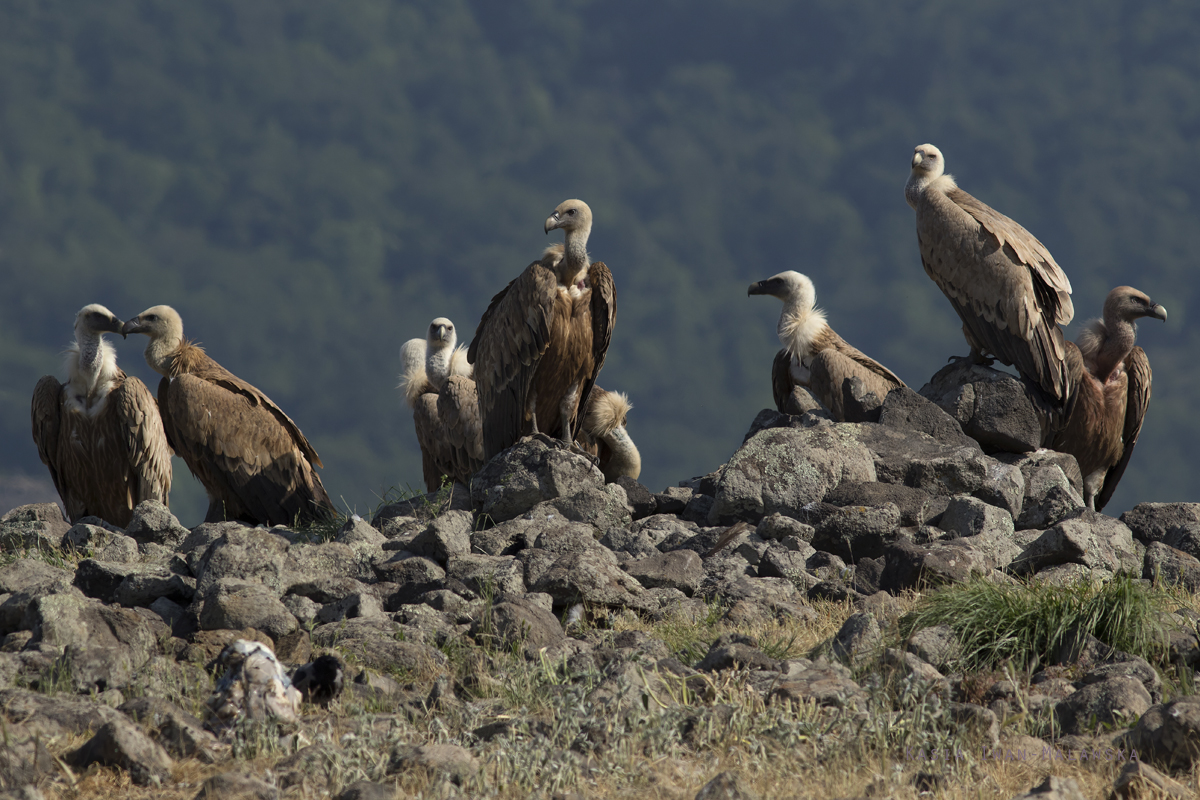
(909, 143), (945, 179)
(426, 317), (456, 349)
(747, 271), (817, 311)
(1106, 286), (1168, 325)
(123, 305), (186, 375)
(545, 199), (593, 236)
(75, 304), (124, 338)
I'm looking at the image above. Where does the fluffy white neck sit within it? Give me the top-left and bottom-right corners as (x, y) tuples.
(601, 426), (641, 482)
(425, 343), (454, 391)
(778, 300), (827, 360)
(66, 329), (120, 413)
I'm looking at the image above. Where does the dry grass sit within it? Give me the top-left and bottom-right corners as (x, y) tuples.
(19, 584), (1200, 800)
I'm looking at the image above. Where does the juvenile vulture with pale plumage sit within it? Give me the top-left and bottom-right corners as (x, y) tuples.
(32, 304), (172, 527)
(407, 317), (484, 491)
(397, 318), (472, 409)
(123, 305), (334, 526)
(575, 387), (641, 483)
(1052, 287), (1166, 511)
(749, 271), (905, 420)
(905, 144), (1074, 409)
(468, 199), (616, 460)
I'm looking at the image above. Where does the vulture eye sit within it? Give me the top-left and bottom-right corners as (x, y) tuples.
(146, 315), (158, 321)
(566, 209), (576, 216)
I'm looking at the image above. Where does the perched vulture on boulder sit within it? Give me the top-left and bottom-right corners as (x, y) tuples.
(468, 199), (616, 460)
(575, 387), (641, 483)
(1052, 287), (1166, 511)
(749, 271), (905, 420)
(905, 143), (1074, 409)
(31, 304), (172, 527)
(123, 305), (334, 526)
(407, 317), (484, 491)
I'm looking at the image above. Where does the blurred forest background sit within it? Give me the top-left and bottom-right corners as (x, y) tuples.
(2, 0), (1197, 525)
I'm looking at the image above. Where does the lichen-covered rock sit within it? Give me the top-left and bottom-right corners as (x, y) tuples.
(192, 527), (292, 595)
(831, 611), (880, 665)
(1122, 697), (1200, 772)
(69, 718), (173, 786)
(1121, 503), (1200, 544)
(23, 593), (158, 692)
(388, 743), (479, 786)
(811, 503), (902, 562)
(1144, 542), (1200, 591)
(124, 501), (189, 548)
(920, 362), (1051, 453)
(409, 510), (473, 564)
(195, 581), (297, 641)
(1054, 676), (1151, 736)
(854, 423), (1025, 517)
(710, 425), (877, 525)
(471, 438), (605, 524)
(119, 696), (220, 762)
(0, 504), (70, 551)
(624, 550), (703, 595)
(1013, 512), (1142, 576)
(996, 450), (1085, 529)
(470, 596), (564, 659)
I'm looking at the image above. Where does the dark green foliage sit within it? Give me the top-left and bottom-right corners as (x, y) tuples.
(2, 1), (1197, 523)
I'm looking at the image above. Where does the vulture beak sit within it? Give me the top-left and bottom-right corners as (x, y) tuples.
(435, 324), (449, 341)
(121, 317), (145, 336)
(911, 150), (923, 169)
(747, 278), (779, 297)
(101, 316), (125, 336)
(545, 211), (561, 234)
(1147, 302), (1168, 322)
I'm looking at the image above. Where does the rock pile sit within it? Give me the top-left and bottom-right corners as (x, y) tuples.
(1, 370), (1199, 798)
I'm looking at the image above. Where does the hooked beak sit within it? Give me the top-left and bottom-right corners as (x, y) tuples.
(1147, 302), (1168, 322)
(121, 317), (145, 336)
(747, 278), (781, 297)
(911, 150), (923, 169)
(544, 211), (561, 234)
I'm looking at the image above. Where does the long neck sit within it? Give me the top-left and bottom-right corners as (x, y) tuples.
(144, 332), (184, 377)
(905, 172), (954, 210)
(601, 426), (641, 482)
(561, 223), (592, 281)
(68, 330), (119, 407)
(426, 344), (453, 390)
(778, 297), (826, 359)
(1092, 312), (1137, 382)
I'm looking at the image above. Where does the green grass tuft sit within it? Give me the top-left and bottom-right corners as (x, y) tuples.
(899, 573), (1173, 673)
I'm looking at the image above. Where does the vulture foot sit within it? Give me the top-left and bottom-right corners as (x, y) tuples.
(521, 432), (560, 449)
(567, 441), (600, 466)
(947, 352), (994, 368)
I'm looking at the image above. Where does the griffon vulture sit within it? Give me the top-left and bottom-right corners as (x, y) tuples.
(905, 144), (1074, 408)
(1051, 287), (1166, 511)
(397, 318), (472, 409)
(31, 304), (172, 527)
(575, 387), (641, 483)
(468, 199), (616, 460)
(123, 305), (334, 526)
(749, 271), (905, 420)
(408, 317), (484, 491)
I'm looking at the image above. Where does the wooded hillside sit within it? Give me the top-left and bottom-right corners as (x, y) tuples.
(2, 0), (1196, 524)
